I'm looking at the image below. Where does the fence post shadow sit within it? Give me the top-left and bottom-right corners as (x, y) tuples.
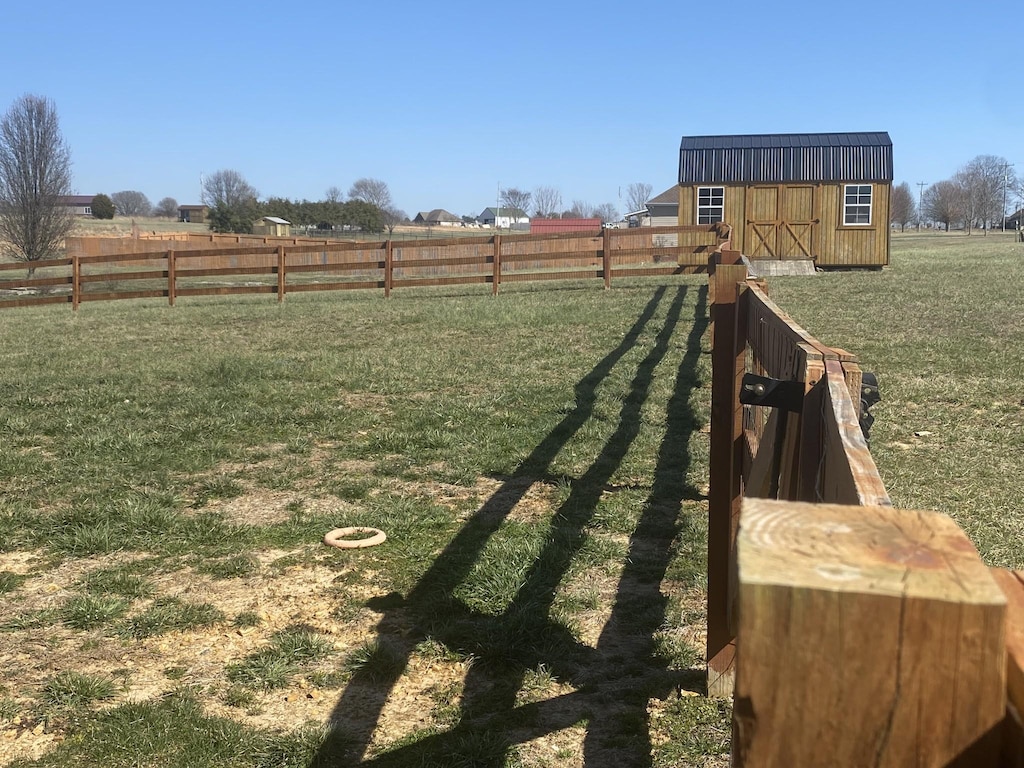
(311, 283), (709, 767)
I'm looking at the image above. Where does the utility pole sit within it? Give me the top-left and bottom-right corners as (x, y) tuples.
(916, 182), (926, 230)
(1002, 163), (1014, 232)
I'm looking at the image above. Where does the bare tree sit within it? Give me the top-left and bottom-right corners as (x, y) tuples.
(593, 203), (619, 223)
(890, 182), (916, 232)
(533, 186), (562, 218)
(0, 94), (75, 266)
(202, 169), (258, 208)
(382, 206), (407, 236)
(500, 187), (531, 219)
(154, 197), (178, 218)
(568, 200), (593, 218)
(348, 178), (393, 211)
(324, 186), (344, 204)
(950, 155), (1014, 234)
(625, 182), (653, 213)
(110, 190), (151, 217)
(922, 181), (961, 232)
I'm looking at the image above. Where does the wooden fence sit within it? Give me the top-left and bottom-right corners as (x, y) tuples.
(0, 225), (728, 311)
(706, 250), (1024, 766)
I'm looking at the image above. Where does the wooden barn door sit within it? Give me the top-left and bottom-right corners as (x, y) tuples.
(745, 185), (819, 260)
(777, 185), (816, 259)
(745, 187), (780, 258)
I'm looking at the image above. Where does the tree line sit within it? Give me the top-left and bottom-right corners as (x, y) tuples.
(0, 92), (661, 266)
(891, 155), (1019, 233)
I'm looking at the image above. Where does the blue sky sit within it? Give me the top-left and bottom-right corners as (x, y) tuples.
(3, 0), (1021, 218)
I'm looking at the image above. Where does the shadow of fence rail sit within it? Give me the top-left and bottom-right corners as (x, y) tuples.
(705, 250), (1024, 767)
(0, 225), (728, 310)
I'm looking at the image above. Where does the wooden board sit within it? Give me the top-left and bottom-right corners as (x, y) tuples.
(734, 498), (1006, 767)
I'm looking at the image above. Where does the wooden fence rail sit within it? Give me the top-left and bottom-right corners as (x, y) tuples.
(705, 250), (1024, 766)
(0, 225), (728, 311)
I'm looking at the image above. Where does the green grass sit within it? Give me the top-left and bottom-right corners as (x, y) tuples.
(226, 626), (335, 690)
(5, 236), (1017, 765)
(41, 671), (118, 709)
(119, 597), (225, 639)
(61, 594), (130, 630)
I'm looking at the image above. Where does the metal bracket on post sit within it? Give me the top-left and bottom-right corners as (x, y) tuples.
(739, 374), (805, 413)
(859, 372), (880, 441)
(740, 373), (806, 500)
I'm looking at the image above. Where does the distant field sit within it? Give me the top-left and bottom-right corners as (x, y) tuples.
(69, 217), (516, 242)
(0, 230), (1021, 766)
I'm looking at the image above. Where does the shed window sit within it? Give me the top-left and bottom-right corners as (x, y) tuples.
(843, 184), (872, 225)
(697, 186), (724, 224)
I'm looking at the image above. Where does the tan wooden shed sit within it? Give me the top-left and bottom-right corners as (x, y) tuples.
(677, 132), (893, 268)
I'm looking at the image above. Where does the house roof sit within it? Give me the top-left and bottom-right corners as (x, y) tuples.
(479, 207), (528, 219)
(58, 195), (96, 205)
(179, 204), (208, 211)
(679, 132), (893, 184)
(647, 186), (679, 205)
(415, 209), (461, 223)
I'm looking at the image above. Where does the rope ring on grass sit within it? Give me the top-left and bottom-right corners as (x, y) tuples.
(323, 527), (387, 549)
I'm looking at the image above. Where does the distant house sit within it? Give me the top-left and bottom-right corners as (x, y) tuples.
(530, 218), (601, 234)
(58, 195), (97, 216)
(252, 216), (291, 237)
(644, 186), (681, 247)
(1005, 209), (1024, 231)
(477, 207), (529, 229)
(677, 132), (893, 267)
(178, 205), (208, 223)
(413, 209), (462, 226)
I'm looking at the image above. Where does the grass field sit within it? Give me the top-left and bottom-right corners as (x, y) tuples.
(0, 230), (1022, 766)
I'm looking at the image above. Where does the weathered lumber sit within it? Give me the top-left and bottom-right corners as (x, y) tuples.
(991, 568), (1024, 767)
(706, 260), (749, 697)
(734, 498), (1007, 767)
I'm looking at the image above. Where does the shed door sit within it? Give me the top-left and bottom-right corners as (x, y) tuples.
(745, 186), (818, 259)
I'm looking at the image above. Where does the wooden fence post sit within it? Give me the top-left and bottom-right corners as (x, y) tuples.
(734, 498), (1006, 767)
(602, 228), (611, 289)
(492, 234), (501, 296)
(71, 252), (80, 311)
(384, 240), (393, 298)
(167, 250), (176, 307)
(277, 245), (286, 303)
(707, 260), (749, 697)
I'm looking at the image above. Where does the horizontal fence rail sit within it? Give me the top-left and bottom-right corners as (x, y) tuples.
(0, 225), (729, 311)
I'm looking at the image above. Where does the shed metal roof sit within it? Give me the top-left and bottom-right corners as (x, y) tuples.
(678, 132), (893, 184)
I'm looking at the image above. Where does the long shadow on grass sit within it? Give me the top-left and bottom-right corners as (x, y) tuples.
(313, 284), (708, 767)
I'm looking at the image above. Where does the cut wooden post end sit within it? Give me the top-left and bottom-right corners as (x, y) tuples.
(734, 498), (1006, 767)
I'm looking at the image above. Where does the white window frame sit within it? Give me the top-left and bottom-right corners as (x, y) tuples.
(696, 186), (724, 224)
(843, 184), (872, 226)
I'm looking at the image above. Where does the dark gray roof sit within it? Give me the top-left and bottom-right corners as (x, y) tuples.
(647, 185), (679, 205)
(679, 132), (893, 184)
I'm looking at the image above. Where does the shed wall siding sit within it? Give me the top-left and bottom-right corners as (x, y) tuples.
(676, 182), (890, 266)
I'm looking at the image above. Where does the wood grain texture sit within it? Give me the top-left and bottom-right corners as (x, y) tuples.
(735, 498), (1006, 767)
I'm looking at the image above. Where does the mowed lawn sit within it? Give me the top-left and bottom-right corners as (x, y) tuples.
(1, 230), (1022, 766)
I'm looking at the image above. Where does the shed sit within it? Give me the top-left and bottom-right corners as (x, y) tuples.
(677, 132), (893, 267)
(178, 205), (208, 223)
(252, 216), (291, 237)
(529, 218), (601, 234)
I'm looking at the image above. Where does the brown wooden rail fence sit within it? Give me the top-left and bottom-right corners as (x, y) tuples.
(0, 225), (727, 310)
(706, 249), (1024, 766)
